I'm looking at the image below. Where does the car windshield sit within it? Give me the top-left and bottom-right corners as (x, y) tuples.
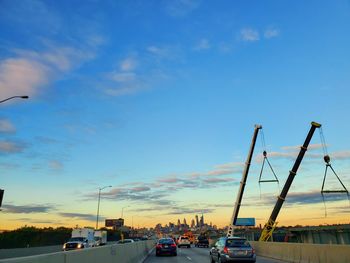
(181, 237), (188, 240)
(226, 239), (250, 247)
(158, 239), (174, 244)
(69, 237), (85, 242)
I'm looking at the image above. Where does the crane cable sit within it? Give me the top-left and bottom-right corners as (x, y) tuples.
(319, 127), (350, 217)
(258, 128), (280, 199)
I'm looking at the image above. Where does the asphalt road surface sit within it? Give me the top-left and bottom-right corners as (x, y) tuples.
(144, 246), (288, 263)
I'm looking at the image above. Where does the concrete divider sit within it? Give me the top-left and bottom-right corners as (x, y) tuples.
(0, 245), (62, 259)
(0, 240), (156, 263)
(250, 241), (350, 263)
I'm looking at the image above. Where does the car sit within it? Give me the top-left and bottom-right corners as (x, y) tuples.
(210, 237), (256, 262)
(117, 239), (135, 244)
(156, 238), (177, 256)
(62, 237), (90, 251)
(195, 235), (209, 248)
(177, 235), (191, 248)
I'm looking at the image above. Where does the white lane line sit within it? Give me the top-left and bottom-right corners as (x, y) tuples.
(186, 256), (192, 261)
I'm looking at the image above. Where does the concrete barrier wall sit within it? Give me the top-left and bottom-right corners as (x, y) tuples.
(250, 241), (350, 263)
(0, 240), (155, 263)
(0, 246), (62, 260)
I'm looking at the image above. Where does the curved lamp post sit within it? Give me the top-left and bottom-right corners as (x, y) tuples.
(0, 96), (29, 104)
(0, 95), (28, 211)
(96, 185), (112, 230)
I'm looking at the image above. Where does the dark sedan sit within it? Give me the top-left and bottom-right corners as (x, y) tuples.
(210, 236), (256, 262)
(156, 238), (177, 256)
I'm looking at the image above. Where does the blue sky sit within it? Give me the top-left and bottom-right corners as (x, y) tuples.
(0, 0), (350, 229)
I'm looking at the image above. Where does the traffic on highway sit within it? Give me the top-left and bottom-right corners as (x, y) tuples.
(145, 245), (288, 263)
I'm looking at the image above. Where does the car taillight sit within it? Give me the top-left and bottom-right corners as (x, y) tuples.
(252, 249), (255, 254)
(223, 246), (229, 254)
(156, 244), (162, 248)
(171, 244), (176, 247)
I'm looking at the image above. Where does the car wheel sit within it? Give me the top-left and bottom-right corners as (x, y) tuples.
(173, 252), (177, 256)
(188, 245), (191, 248)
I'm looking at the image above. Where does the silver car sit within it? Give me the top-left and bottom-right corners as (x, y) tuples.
(210, 237), (256, 262)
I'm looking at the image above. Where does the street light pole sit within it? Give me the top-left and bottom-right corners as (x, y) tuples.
(0, 96), (29, 104)
(121, 205), (129, 219)
(0, 95), (28, 212)
(96, 185), (112, 230)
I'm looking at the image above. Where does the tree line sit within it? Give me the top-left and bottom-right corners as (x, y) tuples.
(0, 226), (127, 248)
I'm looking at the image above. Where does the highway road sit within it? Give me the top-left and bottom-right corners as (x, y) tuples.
(144, 246), (288, 263)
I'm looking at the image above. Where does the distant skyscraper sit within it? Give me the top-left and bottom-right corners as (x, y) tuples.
(191, 219), (195, 228)
(200, 214), (204, 227)
(183, 218), (187, 225)
(177, 219), (181, 227)
(195, 215), (199, 227)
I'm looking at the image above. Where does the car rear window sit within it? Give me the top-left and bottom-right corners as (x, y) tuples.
(159, 239), (174, 244)
(181, 237), (189, 240)
(226, 239), (250, 247)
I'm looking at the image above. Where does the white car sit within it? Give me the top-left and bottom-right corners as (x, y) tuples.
(177, 236), (191, 248)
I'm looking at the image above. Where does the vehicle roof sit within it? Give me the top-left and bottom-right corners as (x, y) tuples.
(221, 236), (247, 240)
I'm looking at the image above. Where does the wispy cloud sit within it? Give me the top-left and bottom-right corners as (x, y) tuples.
(0, 140), (27, 154)
(120, 57), (137, 71)
(59, 212), (99, 222)
(264, 28), (280, 39)
(3, 204), (55, 214)
(163, 0), (201, 17)
(49, 160), (63, 170)
(240, 28), (260, 42)
(0, 44), (98, 99)
(282, 144), (325, 151)
(194, 38), (211, 51)
(0, 58), (49, 99)
(166, 207), (214, 215)
(0, 119), (16, 134)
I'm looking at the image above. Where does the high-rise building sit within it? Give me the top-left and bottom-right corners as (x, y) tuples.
(177, 219), (181, 227)
(195, 215), (199, 227)
(200, 214), (204, 227)
(191, 219), (195, 228)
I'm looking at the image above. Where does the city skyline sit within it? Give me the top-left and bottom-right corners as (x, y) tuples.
(1, 0), (350, 230)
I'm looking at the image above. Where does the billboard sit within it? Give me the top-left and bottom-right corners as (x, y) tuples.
(235, 218), (255, 226)
(105, 218), (124, 227)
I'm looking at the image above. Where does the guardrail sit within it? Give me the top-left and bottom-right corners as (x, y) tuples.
(0, 240), (155, 263)
(250, 241), (350, 263)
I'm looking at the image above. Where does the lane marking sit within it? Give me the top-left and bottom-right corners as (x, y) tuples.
(186, 256), (192, 261)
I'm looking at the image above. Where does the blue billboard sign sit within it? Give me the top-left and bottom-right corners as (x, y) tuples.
(235, 218), (255, 226)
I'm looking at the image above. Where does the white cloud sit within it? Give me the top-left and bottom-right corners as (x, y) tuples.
(110, 72), (136, 83)
(49, 160), (63, 170)
(163, 0), (201, 17)
(120, 57), (137, 71)
(0, 45), (97, 99)
(0, 58), (49, 98)
(282, 144), (325, 151)
(240, 28), (260, 42)
(147, 46), (169, 57)
(264, 28), (280, 39)
(0, 119), (16, 134)
(0, 140), (26, 154)
(194, 38), (210, 51)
